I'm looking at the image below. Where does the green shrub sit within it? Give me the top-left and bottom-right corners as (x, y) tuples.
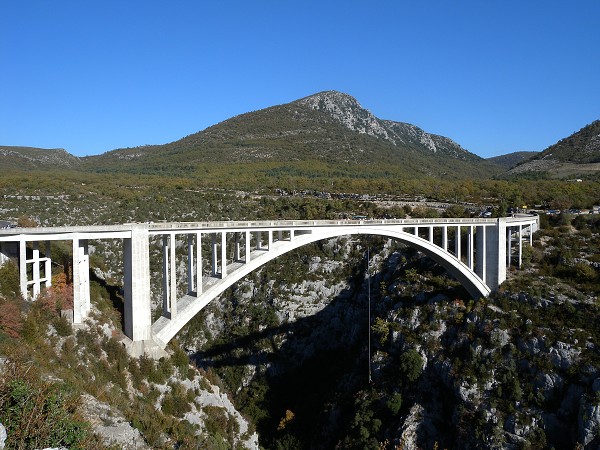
(0, 359), (92, 449)
(399, 349), (424, 383)
(386, 392), (402, 416)
(0, 261), (20, 298)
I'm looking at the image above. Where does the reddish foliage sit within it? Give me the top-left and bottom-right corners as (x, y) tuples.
(0, 300), (23, 338)
(38, 273), (74, 313)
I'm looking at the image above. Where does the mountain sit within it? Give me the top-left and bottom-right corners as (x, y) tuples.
(507, 120), (600, 178)
(0, 146), (81, 171)
(487, 151), (538, 170)
(82, 91), (500, 179)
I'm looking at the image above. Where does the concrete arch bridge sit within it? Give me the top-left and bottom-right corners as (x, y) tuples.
(0, 216), (538, 356)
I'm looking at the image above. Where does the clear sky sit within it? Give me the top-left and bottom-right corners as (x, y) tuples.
(1, 1), (599, 158)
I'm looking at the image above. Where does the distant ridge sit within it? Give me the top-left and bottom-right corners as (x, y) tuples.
(0, 146), (80, 171)
(82, 91), (500, 179)
(6, 93), (596, 182)
(487, 151), (538, 170)
(507, 120), (600, 178)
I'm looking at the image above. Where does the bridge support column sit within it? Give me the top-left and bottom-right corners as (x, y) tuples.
(442, 226), (448, 251)
(73, 237), (90, 324)
(221, 231), (227, 277)
(162, 234), (177, 318)
(245, 230), (251, 262)
(475, 226), (487, 282)
(234, 232), (241, 261)
(187, 234), (195, 293)
(467, 226), (474, 270)
(123, 225), (157, 357)
(255, 231), (262, 250)
(483, 218), (507, 291)
(211, 233), (218, 276)
(455, 226), (461, 260)
(518, 225), (523, 268)
(196, 232), (203, 294)
(507, 228), (512, 267)
(19, 239), (27, 299)
(44, 242), (52, 290)
(32, 242), (41, 298)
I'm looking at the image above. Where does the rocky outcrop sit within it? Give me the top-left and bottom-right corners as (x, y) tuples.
(80, 394), (149, 449)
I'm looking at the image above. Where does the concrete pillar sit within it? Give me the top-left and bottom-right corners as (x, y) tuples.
(413, 226), (419, 237)
(467, 226), (474, 270)
(123, 225), (152, 342)
(518, 224), (523, 268)
(220, 231), (227, 277)
(455, 226), (461, 260)
(162, 235), (170, 316)
(44, 241), (52, 289)
(234, 232), (240, 261)
(19, 239), (27, 299)
(162, 234), (170, 317)
(428, 226), (434, 243)
(255, 231), (262, 250)
(169, 234), (176, 317)
(187, 234), (194, 293)
(211, 233), (218, 276)
(475, 226), (486, 281)
(442, 226), (448, 252)
(32, 242), (40, 298)
(484, 218), (507, 290)
(268, 230), (273, 250)
(196, 232), (202, 295)
(278, 230), (283, 241)
(245, 230), (251, 262)
(507, 227), (512, 267)
(72, 237), (90, 324)
(529, 224), (533, 246)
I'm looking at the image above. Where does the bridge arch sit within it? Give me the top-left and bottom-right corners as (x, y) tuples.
(151, 226), (490, 348)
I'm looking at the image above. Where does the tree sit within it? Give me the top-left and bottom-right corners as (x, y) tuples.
(399, 349), (423, 383)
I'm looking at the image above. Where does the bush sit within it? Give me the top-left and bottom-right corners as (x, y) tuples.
(0, 299), (23, 338)
(399, 349), (424, 383)
(0, 261), (20, 299)
(386, 392), (402, 416)
(0, 359), (92, 449)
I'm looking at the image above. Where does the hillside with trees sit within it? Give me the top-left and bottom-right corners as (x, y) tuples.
(507, 121), (600, 179)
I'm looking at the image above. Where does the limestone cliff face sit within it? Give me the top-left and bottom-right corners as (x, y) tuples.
(298, 91), (479, 161)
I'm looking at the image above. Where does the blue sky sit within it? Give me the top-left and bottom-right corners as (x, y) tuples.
(1, 1), (599, 158)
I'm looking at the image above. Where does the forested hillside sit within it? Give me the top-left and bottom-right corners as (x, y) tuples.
(508, 121), (600, 179)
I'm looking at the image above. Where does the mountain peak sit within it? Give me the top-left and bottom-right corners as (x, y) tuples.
(296, 91), (395, 142)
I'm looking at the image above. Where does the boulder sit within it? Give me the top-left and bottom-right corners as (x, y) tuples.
(534, 372), (564, 402)
(578, 401), (600, 449)
(549, 341), (581, 371)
